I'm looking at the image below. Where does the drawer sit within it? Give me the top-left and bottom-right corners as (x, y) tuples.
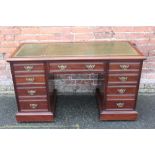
(19, 96), (47, 100)
(16, 87), (47, 96)
(13, 63), (45, 74)
(108, 73), (139, 84)
(49, 62), (105, 73)
(109, 62), (141, 72)
(107, 85), (137, 95)
(15, 74), (45, 85)
(106, 100), (135, 110)
(107, 94), (136, 100)
(19, 100), (48, 112)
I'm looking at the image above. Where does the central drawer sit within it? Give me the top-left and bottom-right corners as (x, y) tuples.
(49, 62), (105, 73)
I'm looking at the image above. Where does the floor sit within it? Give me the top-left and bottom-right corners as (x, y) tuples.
(0, 95), (155, 129)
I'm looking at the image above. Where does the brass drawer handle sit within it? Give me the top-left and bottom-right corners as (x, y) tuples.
(116, 102), (124, 108)
(58, 64), (67, 71)
(85, 64), (96, 70)
(26, 77), (34, 82)
(118, 76), (128, 82)
(117, 88), (126, 94)
(24, 65), (34, 71)
(27, 90), (36, 95)
(120, 64), (130, 70)
(29, 103), (38, 109)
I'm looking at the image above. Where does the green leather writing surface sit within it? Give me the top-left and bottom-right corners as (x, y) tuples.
(14, 42), (139, 58)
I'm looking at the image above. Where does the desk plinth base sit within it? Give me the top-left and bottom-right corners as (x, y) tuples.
(16, 112), (54, 122)
(96, 89), (138, 121)
(99, 111), (138, 121)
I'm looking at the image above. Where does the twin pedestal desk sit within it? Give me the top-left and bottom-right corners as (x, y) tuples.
(7, 42), (145, 122)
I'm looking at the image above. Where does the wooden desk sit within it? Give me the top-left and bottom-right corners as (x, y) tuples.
(7, 42), (145, 122)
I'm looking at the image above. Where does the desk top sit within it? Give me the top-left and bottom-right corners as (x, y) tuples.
(8, 42), (145, 61)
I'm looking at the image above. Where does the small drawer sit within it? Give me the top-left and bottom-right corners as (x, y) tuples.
(107, 85), (137, 95)
(107, 94), (136, 100)
(109, 62), (141, 72)
(19, 95), (47, 100)
(15, 75), (45, 85)
(106, 100), (135, 110)
(16, 87), (47, 96)
(13, 63), (45, 74)
(19, 100), (48, 112)
(49, 62), (105, 73)
(108, 73), (139, 84)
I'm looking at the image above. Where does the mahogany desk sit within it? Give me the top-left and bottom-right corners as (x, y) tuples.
(7, 42), (145, 122)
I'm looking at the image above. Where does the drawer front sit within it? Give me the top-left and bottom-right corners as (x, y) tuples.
(107, 85), (137, 95)
(49, 62), (105, 73)
(107, 94), (136, 100)
(13, 63), (45, 74)
(18, 95), (47, 100)
(19, 100), (48, 112)
(17, 87), (47, 96)
(109, 62), (141, 72)
(15, 75), (45, 84)
(108, 73), (139, 84)
(106, 100), (135, 110)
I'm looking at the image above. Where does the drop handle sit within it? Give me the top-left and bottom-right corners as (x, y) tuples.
(29, 103), (38, 109)
(116, 102), (124, 108)
(27, 90), (36, 95)
(26, 77), (35, 82)
(119, 64), (130, 70)
(118, 76), (128, 82)
(24, 65), (34, 71)
(85, 64), (96, 70)
(117, 88), (126, 94)
(57, 64), (67, 71)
